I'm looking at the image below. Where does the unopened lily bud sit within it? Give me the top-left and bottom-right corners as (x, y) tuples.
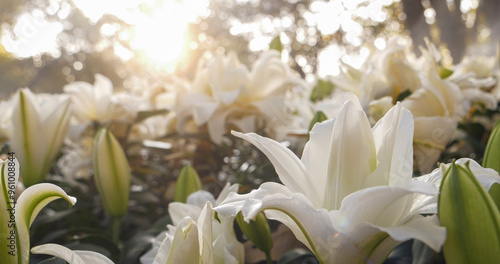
(92, 128), (131, 218)
(236, 211), (273, 255)
(174, 165), (202, 203)
(439, 162), (500, 264)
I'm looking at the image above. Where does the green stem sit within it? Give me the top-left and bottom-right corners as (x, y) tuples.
(265, 250), (273, 264)
(112, 217), (122, 244)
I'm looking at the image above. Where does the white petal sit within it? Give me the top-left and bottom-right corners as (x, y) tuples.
(207, 108), (231, 144)
(228, 114), (256, 134)
(153, 218), (200, 264)
(323, 93), (377, 210)
(231, 131), (321, 206)
(301, 118), (336, 207)
(172, 222), (200, 264)
(413, 116), (457, 173)
(31, 243), (113, 264)
(251, 96), (288, 125)
(411, 169), (443, 215)
(455, 158), (500, 190)
(212, 89), (240, 105)
(400, 88), (447, 117)
(331, 185), (436, 232)
(168, 202), (202, 226)
(94, 74), (114, 97)
(215, 183), (239, 205)
(376, 214), (445, 252)
(197, 202), (214, 263)
(367, 103), (414, 187)
(191, 97), (219, 125)
(216, 182), (334, 262)
(462, 89), (497, 110)
(187, 190), (216, 208)
(249, 50), (289, 96)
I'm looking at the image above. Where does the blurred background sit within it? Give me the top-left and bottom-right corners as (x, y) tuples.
(0, 0), (499, 98)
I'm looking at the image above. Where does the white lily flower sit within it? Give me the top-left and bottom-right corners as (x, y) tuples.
(63, 74), (114, 125)
(10, 88), (72, 186)
(400, 46), (465, 172)
(141, 183), (244, 264)
(0, 157), (77, 264)
(216, 94), (445, 263)
(447, 55), (497, 110)
(175, 50), (299, 144)
(374, 39), (421, 98)
(31, 244), (113, 264)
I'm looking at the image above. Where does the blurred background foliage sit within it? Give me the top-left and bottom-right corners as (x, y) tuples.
(0, 0), (499, 98)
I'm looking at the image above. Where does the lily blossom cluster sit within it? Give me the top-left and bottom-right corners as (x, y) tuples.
(322, 38), (499, 172)
(216, 94), (446, 263)
(155, 50), (305, 144)
(214, 92), (500, 263)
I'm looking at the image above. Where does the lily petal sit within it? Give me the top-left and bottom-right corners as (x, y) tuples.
(368, 103), (414, 187)
(331, 184), (437, 232)
(413, 116), (457, 173)
(15, 183), (76, 264)
(216, 182), (334, 263)
(168, 202), (202, 226)
(215, 183), (239, 206)
(153, 218), (200, 264)
(455, 158), (500, 190)
(331, 185), (445, 252)
(31, 243), (113, 264)
(197, 202), (214, 264)
(323, 93), (376, 210)
(301, 118), (336, 206)
(231, 131), (320, 206)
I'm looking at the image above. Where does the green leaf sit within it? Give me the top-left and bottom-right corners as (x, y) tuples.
(438, 67), (453, 79)
(269, 35), (282, 52)
(395, 90), (412, 102)
(174, 165), (202, 203)
(483, 121), (500, 173)
(307, 111), (327, 141)
(310, 79), (334, 102)
(236, 212), (273, 256)
(438, 162), (500, 264)
(134, 109), (169, 123)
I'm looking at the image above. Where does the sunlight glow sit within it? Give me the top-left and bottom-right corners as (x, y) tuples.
(129, 10), (187, 72)
(1, 10), (63, 58)
(74, 0), (209, 72)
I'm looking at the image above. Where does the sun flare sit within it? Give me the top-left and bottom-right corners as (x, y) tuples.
(73, 0), (209, 72)
(129, 1), (209, 72)
(130, 10), (187, 72)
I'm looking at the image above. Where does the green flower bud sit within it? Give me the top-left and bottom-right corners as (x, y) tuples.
(92, 128), (131, 218)
(236, 211), (273, 255)
(438, 162), (500, 264)
(174, 165), (202, 203)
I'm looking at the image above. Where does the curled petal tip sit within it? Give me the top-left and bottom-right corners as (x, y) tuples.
(69, 196), (77, 205)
